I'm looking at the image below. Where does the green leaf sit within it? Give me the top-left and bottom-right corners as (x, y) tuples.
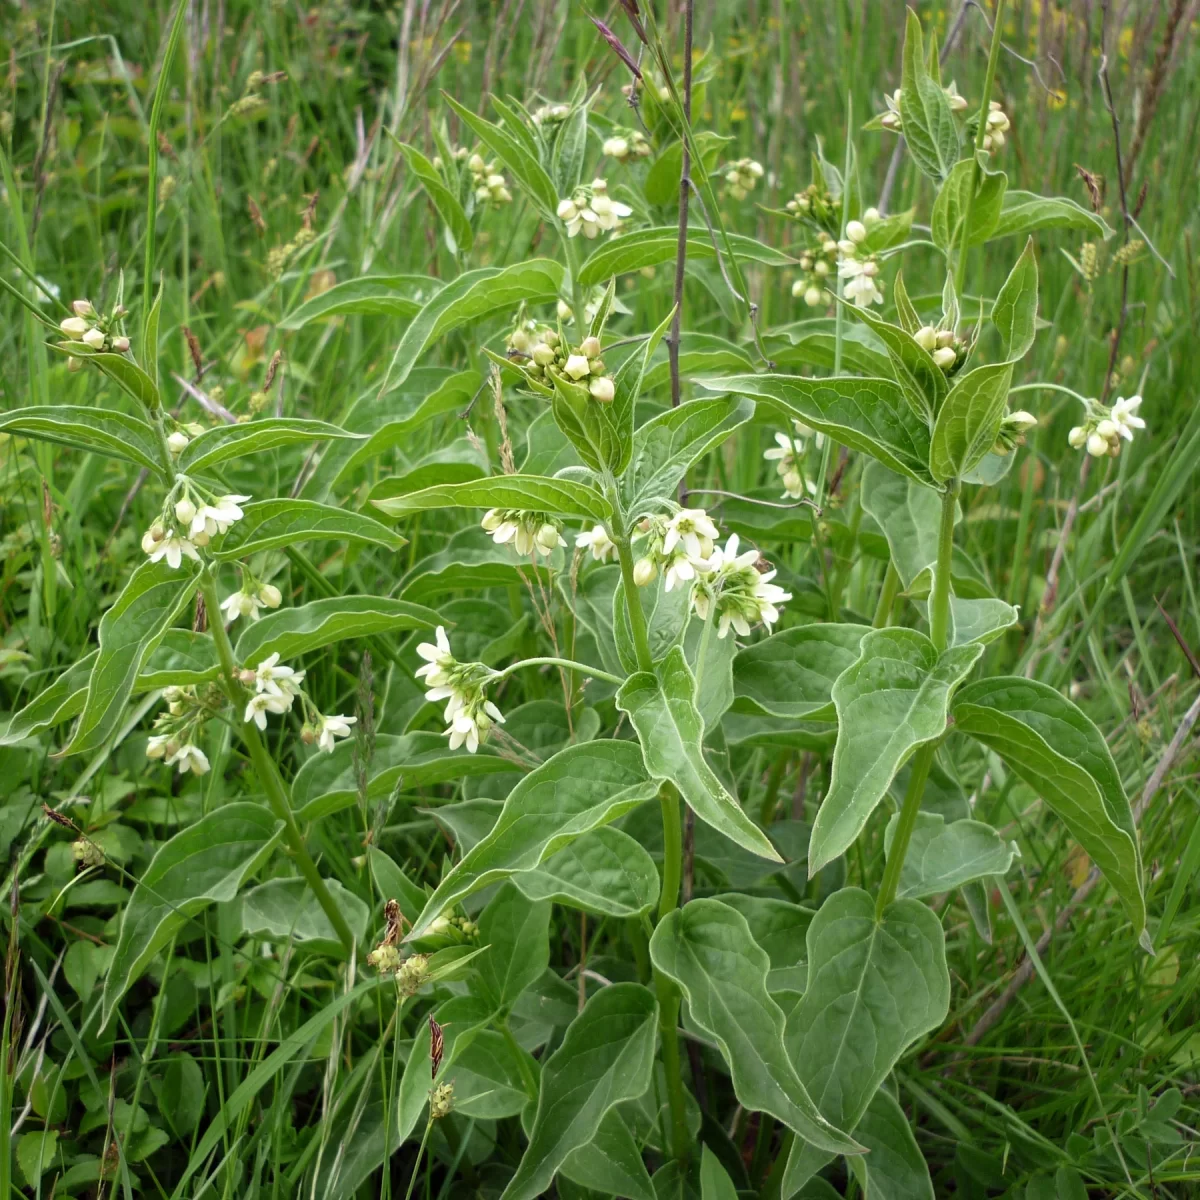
(990, 190), (1113, 241)
(622, 396), (755, 519)
(560, 1110), (656, 1200)
(898, 8), (959, 181)
(379, 258), (564, 393)
(808, 628), (983, 874)
(176, 418), (362, 474)
(951, 677), (1145, 935)
(0, 405), (164, 474)
(991, 237), (1039, 360)
(155, 1054), (205, 1139)
(514, 826), (659, 918)
(640, 333), (754, 394)
(397, 140), (474, 252)
(930, 157), (1008, 250)
(278, 274), (443, 330)
(852, 1089), (935, 1200)
(138, 629), (219, 688)
(500, 983), (658, 1200)
(577, 227), (793, 287)
(782, 889), (950, 1192)
(612, 572), (690, 673)
(698, 374), (935, 487)
(241, 877), (370, 956)
(698, 1146), (738, 1200)
(52, 342), (161, 411)
(846, 302), (946, 423)
(16, 1130), (59, 1185)
(884, 812), (1016, 899)
(211, 498), (406, 559)
(649, 899), (861, 1155)
(607, 304), (675, 478)
(405, 741), (655, 939)
(644, 132), (729, 206)
(946, 594), (1020, 646)
(859, 460), (947, 590)
(453, 1029), (532, 1119)
(760, 319), (891, 378)
(617, 646), (782, 863)
(444, 94), (559, 216)
(0, 652), (95, 746)
(399, 528), (559, 601)
(550, 101), (589, 198)
(101, 803), (282, 1028)
(476, 882), (552, 1012)
(929, 361), (1014, 484)
(371, 472), (611, 522)
(732, 623), (868, 721)
(65, 559), (200, 756)
(233, 596), (438, 666)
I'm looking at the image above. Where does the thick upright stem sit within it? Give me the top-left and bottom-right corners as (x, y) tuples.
(928, 482), (958, 654)
(199, 573), (356, 954)
(614, 536), (654, 672)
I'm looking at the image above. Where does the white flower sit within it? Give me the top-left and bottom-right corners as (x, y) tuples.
(415, 626), (455, 687)
(244, 691), (294, 730)
(146, 529), (202, 570)
(1111, 395), (1145, 441)
(576, 524), (616, 563)
(254, 652), (305, 698)
(663, 508), (719, 560)
(944, 81), (969, 111)
(316, 713), (357, 752)
(167, 431), (190, 455)
(1006, 411), (1038, 433)
(663, 552), (698, 593)
(447, 699), (505, 754)
(557, 198), (579, 222)
(166, 742), (210, 775)
(694, 534), (792, 639)
(564, 354), (591, 380)
(60, 316), (90, 336)
(603, 136), (629, 158)
(146, 733), (172, 759)
(536, 522), (566, 554)
(589, 375), (615, 403)
(1068, 425), (1088, 450)
(840, 257), (884, 307)
(222, 590), (260, 622)
(589, 192), (632, 232)
(191, 494), (249, 538)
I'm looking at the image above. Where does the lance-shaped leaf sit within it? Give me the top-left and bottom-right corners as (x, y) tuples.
(991, 237), (1039, 361)
(847, 302), (946, 423)
(514, 826), (659, 918)
(0, 406), (164, 474)
(444, 95), (559, 217)
(397, 140), (473, 252)
(379, 258), (564, 393)
(951, 676), (1145, 936)
(405, 740), (656, 940)
(64, 559), (201, 756)
(100, 804), (282, 1028)
(211, 499), (406, 559)
(650, 899), (861, 1155)
(991, 190), (1113, 242)
(930, 156), (1008, 250)
(732, 624), (868, 721)
(851, 1089), (935, 1200)
(500, 983), (658, 1200)
(884, 812), (1017, 899)
(782, 888), (950, 1192)
(279, 274), (443, 329)
(51, 342), (161, 411)
(808, 629), (983, 874)
(929, 361), (1014, 484)
(621, 396), (755, 519)
(176, 418), (362, 474)
(698, 373), (934, 487)
(576, 227), (793, 287)
(617, 647), (782, 862)
(233, 596), (439, 667)
(0, 652), (97, 746)
(371, 472), (611, 522)
(898, 8), (959, 181)
(699, 1146), (739, 1200)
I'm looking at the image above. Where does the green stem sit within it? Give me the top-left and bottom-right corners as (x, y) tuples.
(560, 233), (590, 342)
(657, 785), (682, 923)
(875, 740), (936, 917)
(403, 1119), (433, 1200)
(199, 572), (356, 955)
(928, 481), (958, 654)
(492, 656), (624, 687)
(873, 562), (901, 629)
(953, 0), (1006, 297)
(614, 536), (654, 673)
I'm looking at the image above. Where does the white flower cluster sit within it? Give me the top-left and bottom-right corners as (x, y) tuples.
(576, 524), (617, 563)
(913, 324), (966, 373)
(243, 652), (305, 729)
(602, 130), (651, 162)
(723, 158), (764, 200)
(837, 214), (884, 308)
(634, 508), (719, 592)
(415, 626), (505, 754)
(145, 683), (225, 775)
(763, 423), (821, 499)
(482, 508), (567, 558)
(533, 102), (571, 126)
(557, 179), (632, 239)
(691, 534), (793, 639)
(792, 229), (838, 307)
(467, 153), (512, 206)
(59, 298), (130, 355)
(1068, 395), (1145, 458)
(141, 482), (249, 570)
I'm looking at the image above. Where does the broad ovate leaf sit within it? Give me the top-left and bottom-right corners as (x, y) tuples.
(852, 1089), (935, 1200)
(732, 624), (868, 721)
(991, 190), (1113, 242)
(929, 361), (1014, 484)
(884, 812), (1017, 899)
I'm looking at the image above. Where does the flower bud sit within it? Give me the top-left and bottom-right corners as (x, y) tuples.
(60, 316), (90, 335)
(846, 220), (867, 243)
(72, 299), (96, 318)
(301, 724), (316, 745)
(175, 497), (197, 525)
(167, 431), (190, 455)
(259, 583), (282, 608)
(192, 530), (210, 547)
(536, 523), (561, 552)
(532, 343), (556, 366)
(1086, 431), (1109, 457)
(603, 136), (629, 158)
(580, 336), (602, 358)
(932, 346), (957, 369)
(813, 259), (830, 278)
(67, 356), (83, 372)
(1095, 418), (1118, 439)
(1068, 426), (1088, 449)
(563, 354), (591, 380)
(914, 326), (938, 352)
(509, 328), (532, 352)
(1006, 410), (1038, 433)
(82, 328), (106, 350)
(589, 375), (615, 403)
(862, 206), (880, 225)
(556, 199), (579, 221)
(238, 668), (257, 685)
(804, 286), (822, 308)
(111, 335), (130, 353)
(633, 557), (657, 587)
(468, 153), (485, 172)
(935, 329), (955, 349)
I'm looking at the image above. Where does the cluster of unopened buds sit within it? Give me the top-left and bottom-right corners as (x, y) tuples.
(1068, 395), (1145, 458)
(980, 101), (1011, 152)
(431, 145), (470, 171)
(991, 410), (1038, 456)
(141, 481), (249, 569)
(763, 422), (821, 499)
(602, 130), (651, 161)
(837, 213), (884, 307)
(146, 684), (226, 775)
(878, 81), (969, 132)
(466, 152), (512, 205)
(516, 329), (615, 403)
(427, 913), (480, 938)
(723, 158), (764, 200)
(913, 324), (968, 373)
(557, 179), (632, 239)
(791, 230), (838, 307)
(415, 626), (505, 754)
(785, 183), (839, 232)
(429, 1082), (455, 1121)
(532, 101), (571, 125)
(60, 299), (130, 359)
(482, 508), (568, 557)
(72, 838), (105, 869)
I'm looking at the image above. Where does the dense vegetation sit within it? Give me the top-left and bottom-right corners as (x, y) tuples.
(2, 1), (1198, 1196)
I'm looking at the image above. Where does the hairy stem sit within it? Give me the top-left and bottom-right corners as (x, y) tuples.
(614, 536), (654, 672)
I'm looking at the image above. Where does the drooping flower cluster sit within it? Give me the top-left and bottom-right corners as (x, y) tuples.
(243, 652), (306, 730)
(141, 477), (249, 569)
(415, 626), (505, 754)
(482, 509), (567, 558)
(837, 215), (884, 308)
(691, 534), (793, 639)
(145, 683), (227, 776)
(221, 567), (283, 623)
(59, 298), (131, 355)
(1068, 395), (1145, 458)
(913, 324), (968, 374)
(633, 508), (720, 592)
(557, 179), (632, 239)
(992, 410), (1038, 456)
(516, 331), (615, 403)
(763, 423), (821, 499)
(723, 158), (764, 200)
(466, 153), (512, 206)
(791, 230), (838, 307)
(602, 129), (651, 162)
